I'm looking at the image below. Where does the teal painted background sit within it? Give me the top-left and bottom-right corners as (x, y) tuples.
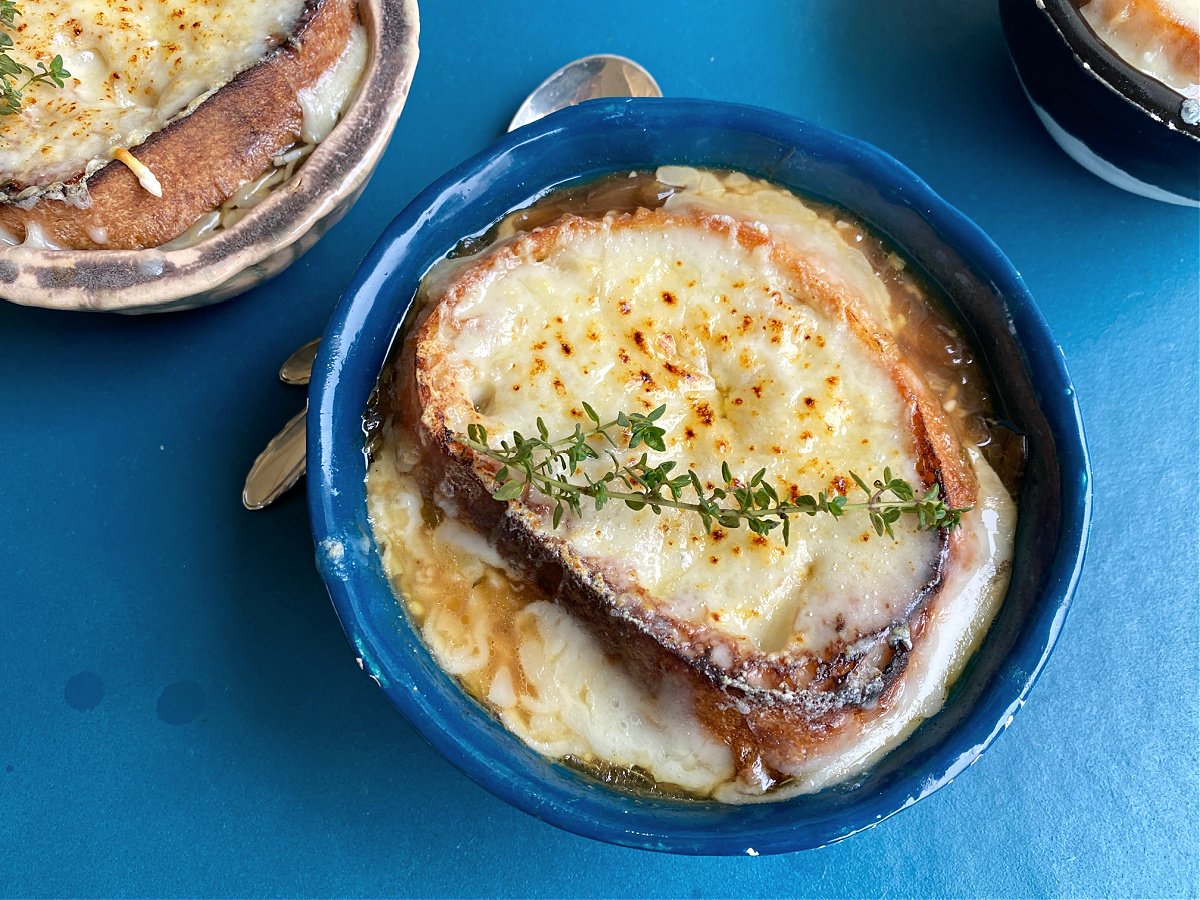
(1, 1), (1196, 895)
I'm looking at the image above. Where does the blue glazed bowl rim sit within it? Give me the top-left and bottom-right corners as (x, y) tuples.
(308, 97), (1092, 855)
(1037, 0), (1200, 139)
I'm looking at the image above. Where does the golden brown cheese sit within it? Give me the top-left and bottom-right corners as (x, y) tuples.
(1080, 0), (1200, 94)
(0, 0), (308, 189)
(421, 213), (941, 660)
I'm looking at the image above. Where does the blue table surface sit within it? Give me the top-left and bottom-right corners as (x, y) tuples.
(2, 2), (1197, 896)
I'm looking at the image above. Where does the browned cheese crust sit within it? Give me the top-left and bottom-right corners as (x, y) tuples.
(394, 209), (980, 787)
(0, 0), (358, 250)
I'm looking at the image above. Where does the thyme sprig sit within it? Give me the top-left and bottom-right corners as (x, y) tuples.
(458, 403), (970, 546)
(1, 2), (70, 116)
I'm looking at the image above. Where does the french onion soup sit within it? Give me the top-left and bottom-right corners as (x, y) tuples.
(365, 167), (1019, 802)
(0, 0), (367, 250)
(1077, 0), (1199, 95)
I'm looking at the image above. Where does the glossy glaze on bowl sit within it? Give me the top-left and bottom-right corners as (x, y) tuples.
(1001, 0), (1199, 206)
(0, 0), (419, 313)
(308, 98), (1092, 854)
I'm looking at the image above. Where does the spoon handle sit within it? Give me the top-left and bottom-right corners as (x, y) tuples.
(242, 404), (308, 510)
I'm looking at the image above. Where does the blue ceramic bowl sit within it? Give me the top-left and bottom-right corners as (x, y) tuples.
(1001, 0), (1200, 206)
(308, 98), (1092, 855)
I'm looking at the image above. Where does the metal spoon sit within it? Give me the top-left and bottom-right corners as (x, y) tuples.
(279, 337), (319, 386)
(242, 404), (308, 510)
(507, 54), (662, 132)
(244, 55), (661, 510)
(242, 340), (320, 509)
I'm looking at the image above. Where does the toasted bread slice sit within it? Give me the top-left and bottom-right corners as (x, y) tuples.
(399, 206), (990, 787)
(0, 0), (357, 250)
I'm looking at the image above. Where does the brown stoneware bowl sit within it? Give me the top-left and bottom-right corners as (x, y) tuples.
(0, 0), (419, 314)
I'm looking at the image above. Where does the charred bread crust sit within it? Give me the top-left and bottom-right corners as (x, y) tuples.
(400, 209), (980, 784)
(0, 0), (358, 250)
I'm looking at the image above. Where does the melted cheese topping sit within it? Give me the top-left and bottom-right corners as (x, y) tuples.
(432, 196), (938, 659)
(0, 0), (307, 188)
(368, 169), (1017, 800)
(298, 21), (367, 144)
(750, 447), (1013, 799)
(1080, 0), (1200, 95)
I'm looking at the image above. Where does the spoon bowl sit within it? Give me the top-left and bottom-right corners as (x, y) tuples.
(508, 54), (662, 132)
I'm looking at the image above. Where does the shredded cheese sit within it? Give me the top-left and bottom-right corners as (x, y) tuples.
(112, 148), (163, 199)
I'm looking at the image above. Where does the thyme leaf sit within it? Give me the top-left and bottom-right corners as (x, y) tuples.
(457, 405), (971, 546)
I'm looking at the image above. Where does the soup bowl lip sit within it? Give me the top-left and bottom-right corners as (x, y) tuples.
(1034, 0), (1200, 139)
(308, 97), (1092, 855)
